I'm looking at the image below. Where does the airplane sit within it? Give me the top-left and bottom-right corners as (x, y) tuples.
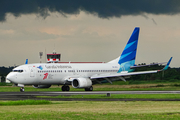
(6, 27), (172, 92)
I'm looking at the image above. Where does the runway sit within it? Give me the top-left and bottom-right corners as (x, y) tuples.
(1, 91), (180, 101)
(1, 91), (180, 96)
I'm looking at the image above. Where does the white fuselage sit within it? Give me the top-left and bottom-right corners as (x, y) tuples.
(7, 63), (120, 85)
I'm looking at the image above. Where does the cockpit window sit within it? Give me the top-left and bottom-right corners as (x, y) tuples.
(13, 70), (23, 73)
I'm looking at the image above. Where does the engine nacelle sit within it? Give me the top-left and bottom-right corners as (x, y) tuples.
(72, 78), (92, 88)
(33, 85), (51, 88)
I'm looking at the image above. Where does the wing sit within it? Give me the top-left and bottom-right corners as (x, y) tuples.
(91, 70), (159, 79)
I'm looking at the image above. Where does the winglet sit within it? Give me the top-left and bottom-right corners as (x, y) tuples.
(162, 57), (172, 71)
(25, 59), (28, 64)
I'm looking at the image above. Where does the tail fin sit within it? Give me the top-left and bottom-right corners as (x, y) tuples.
(25, 59), (28, 64)
(108, 27), (140, 65)
(118, 27), (139, 65)
(117, 27), (139, 72)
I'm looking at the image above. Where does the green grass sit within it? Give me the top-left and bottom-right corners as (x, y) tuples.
(103, 79), (180, 85)
(0, 100), (51, 106)
(1, 101), (180, 119)
(37, 94), (180, 99)
(0, 83), (12, 86)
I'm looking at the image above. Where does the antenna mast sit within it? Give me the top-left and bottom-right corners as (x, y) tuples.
(39, 52), (43, 63)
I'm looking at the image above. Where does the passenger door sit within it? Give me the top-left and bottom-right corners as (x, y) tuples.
(29, 66), (35, 77)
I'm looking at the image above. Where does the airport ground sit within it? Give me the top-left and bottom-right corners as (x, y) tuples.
(2, 82), (180, 100)
(1, 82), (180, 119)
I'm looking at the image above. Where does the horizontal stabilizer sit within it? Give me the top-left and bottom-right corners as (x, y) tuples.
(130, 62), (167, 69)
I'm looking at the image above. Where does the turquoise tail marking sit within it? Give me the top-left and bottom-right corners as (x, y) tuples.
(162, 57), (173, 71)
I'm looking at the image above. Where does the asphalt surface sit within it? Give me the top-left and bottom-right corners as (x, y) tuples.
(1, 91), (180, 101)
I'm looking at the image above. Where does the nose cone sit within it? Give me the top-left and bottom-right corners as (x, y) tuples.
(6, 72), (16, 83)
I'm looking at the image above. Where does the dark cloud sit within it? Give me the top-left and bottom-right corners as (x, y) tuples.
(0, 0), (180, 21)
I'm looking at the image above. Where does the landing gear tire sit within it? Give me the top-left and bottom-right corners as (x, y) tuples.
(89, 86), (93, 91)
(20, 87), (25, 92)
(65, 86), (70, 91)
(85, 86), (93, 91)
(61, 85), (70, 91)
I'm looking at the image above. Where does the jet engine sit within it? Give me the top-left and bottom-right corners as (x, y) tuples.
(72, 78), (92, 88)
(33, 85), (51, 88)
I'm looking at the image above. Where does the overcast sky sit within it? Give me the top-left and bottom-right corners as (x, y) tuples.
(0, 0), (180, 67)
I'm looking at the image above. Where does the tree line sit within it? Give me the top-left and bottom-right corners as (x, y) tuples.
(0, 66), (16, 82)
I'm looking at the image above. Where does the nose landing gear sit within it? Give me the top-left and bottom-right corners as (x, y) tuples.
(20, 87), (25, 92)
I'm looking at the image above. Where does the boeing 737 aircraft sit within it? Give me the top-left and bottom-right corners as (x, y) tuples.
(6, 27), (172, 92)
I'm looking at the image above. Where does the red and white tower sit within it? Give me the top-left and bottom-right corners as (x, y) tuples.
(47, 50), (61, 63)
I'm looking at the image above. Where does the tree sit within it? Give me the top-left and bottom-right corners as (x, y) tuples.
(1, 75), (5, 83)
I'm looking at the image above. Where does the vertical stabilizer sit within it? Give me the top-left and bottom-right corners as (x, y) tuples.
(108, 27), (140, 69)
(25, 59), (28, 64)
(117, 27), (140, 72)
(118, 27), (139, 65)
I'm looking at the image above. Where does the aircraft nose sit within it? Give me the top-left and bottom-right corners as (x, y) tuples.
(6, 72), (15, 82)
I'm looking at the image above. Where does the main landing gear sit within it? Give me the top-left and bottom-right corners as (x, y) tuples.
(85, 86), (93, 91)
(20, 87), (25, 92)
(61, 85), (70, 91)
